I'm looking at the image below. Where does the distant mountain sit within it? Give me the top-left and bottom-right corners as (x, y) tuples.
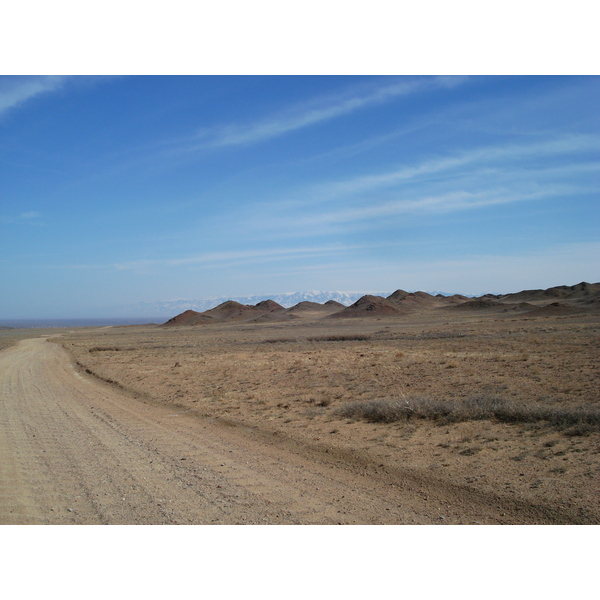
(114, 282), (598, 321)
(117, 291), (393, 317)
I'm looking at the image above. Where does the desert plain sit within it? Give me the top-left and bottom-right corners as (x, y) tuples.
(1, 283), (599, 524)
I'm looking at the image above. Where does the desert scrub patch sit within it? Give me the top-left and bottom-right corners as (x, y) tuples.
(89, 346), (124, 352)
(335, 399), (424, 423)
(307, 334), (371, 342)
(88, 346), (138, 353)
(459, 447), (481, 456)
(304, 407), (327, 418)
(335, 395), (600, 431)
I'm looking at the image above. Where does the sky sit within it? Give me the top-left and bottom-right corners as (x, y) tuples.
(1, 75), (599, 318)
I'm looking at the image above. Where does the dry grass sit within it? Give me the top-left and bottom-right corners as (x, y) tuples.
(306, 334), (371, 342)
(335, 395), (600, 432)
(60, 312), (600, 427)
(88, 346), (133, 352)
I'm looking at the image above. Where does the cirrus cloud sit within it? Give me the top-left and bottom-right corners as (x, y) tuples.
(192, 76), (469, 149)
(0, 76), (67, 118)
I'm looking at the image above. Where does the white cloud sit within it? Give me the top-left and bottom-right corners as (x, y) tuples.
(311, 134), (600, 200)
(0, 76), (67, 118)
(113, 243), (365, 271)
(239, 133), (599, 238)
(193, 77), (469, 148)
(246, 174), (590, 241)
(0, 210), (43, 224)
(20, 211), (42, 219)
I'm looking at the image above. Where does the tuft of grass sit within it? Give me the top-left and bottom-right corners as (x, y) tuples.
(307, 334), (371, 342)
(89, 346), (122, 352)
(88, 346), (135, 352)
(336, 395), (600, 432)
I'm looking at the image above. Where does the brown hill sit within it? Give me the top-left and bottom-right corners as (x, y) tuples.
(387, 290), (440, 309)
(161, 310), (215, 327)
(329, 295), (410, 318)
(251, 312), (299, 323)
(444, 294), (471, 304)
(325, 300), (346, 308)
(526, 302), (581, 317)
(204, 300), (264, 322)
(502, 282), (600, 303)
(448, 299), (504, 311)
(287, 301), (326, 312)
(387, 289), (410, 302)
(287, 301), (345, 315)
(253, 299), (285, 312)
(164, 299), (295, 326)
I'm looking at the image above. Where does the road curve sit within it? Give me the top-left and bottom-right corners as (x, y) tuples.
(0, 337), (583, 524)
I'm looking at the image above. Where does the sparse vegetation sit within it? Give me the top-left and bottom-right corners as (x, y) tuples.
(336, 395), (600, 431)
(307, 334), (371, 342)
(89, 346), (135, 352)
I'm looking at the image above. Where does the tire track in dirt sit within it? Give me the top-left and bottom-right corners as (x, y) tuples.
(0, 338), (588, 524)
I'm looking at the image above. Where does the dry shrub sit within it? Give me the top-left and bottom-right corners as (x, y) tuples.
(307, 334), (371, 342)
(336, 394), (600, 431)
(336, 399), (412, 423)
(88, 346), (135, 352)
(89, 346), (123, 352)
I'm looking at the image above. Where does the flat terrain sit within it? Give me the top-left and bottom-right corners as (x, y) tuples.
(1, 297), (598, 524)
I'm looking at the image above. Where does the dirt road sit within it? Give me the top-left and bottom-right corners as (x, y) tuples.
(0, 337), (586, 524)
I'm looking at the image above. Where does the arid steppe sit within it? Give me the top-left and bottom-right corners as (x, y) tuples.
(1, 283), (599, 524)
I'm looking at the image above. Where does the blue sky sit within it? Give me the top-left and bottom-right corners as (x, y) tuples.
(1, 75), (599, 318)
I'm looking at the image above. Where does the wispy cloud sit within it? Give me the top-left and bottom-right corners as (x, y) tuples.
(0, 76), (67, 118)
(257, 185), (582, 235)
(191, 76), (468, 149)
(113, 243), (368, 272)
(241, 133), (599, 239)
(310, 134), (600, 201)
(0, 210), (44, 224)
(20, 211), (42, 219)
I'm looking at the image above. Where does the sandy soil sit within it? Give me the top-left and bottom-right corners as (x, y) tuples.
(2, 305), (596, 524)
